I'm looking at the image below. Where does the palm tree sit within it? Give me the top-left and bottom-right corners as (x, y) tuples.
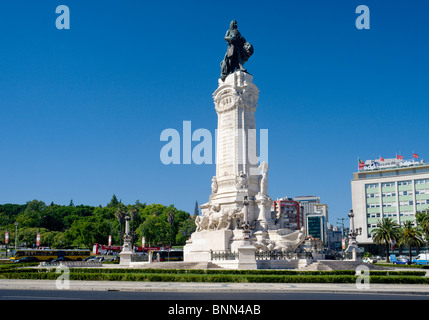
(398, 220), (424, 264)
(416, 210), (429, 239)
(371, 218), (400, 262)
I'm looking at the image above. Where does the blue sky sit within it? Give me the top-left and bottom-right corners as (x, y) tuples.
(0, 0), (428, 227)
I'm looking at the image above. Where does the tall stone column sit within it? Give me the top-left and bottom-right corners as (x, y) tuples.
(208, 71), (261, 220)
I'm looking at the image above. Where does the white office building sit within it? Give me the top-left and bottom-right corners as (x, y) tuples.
(351, 156), (429, 247)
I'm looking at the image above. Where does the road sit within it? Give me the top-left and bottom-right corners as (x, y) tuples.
(1, 289), (428, 300)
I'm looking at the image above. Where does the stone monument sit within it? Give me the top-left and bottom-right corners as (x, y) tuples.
(119, 214), (133, 266)
(184, 21), (306, 269)
(345, 209), (363, 261)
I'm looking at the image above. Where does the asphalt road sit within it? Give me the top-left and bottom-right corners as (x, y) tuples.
(1, 289), (428, 300)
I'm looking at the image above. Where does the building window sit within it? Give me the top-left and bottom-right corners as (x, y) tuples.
(382, 202), (397, 207)
(416, 189), (429, 195)
(382, 192), (396, 197)
(416, 200), (429, 205)
(399, 201), (413, 206)
(381, 182), (394, 187)
(398, 180), (412, 186)
(415, 179), (429, 184)
(399, 191), (413, 196)
(366, 183), (379, 189)
(366, 193), (380, 198)
(367, 204), (380, 208)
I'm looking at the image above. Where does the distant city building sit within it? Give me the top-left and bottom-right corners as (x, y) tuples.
(351, 156), (429, 250)
(293, 196), (320, 216)
(293, 196), (320, 231)
(314, 203), (328, 222)
(271, 197), (304, 231)
(306, 213), (327, 243)
(272, 195), (335, 248)
(326, 223), (342, 250)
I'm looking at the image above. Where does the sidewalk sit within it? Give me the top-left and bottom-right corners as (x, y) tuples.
(0, 279), (428, 295)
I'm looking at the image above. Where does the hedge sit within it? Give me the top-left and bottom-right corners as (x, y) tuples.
(1, 270), (429, 284)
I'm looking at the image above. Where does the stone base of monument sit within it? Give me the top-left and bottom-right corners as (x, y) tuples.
(119, 250), (133, 266)
(184, 229), (258, 269)
(236, 245), (257, 270)
(253, 254), (314, 269)
(184, 229), (233, 262)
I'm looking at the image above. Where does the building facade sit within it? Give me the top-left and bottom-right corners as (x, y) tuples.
(293, 196), (320, 231)
(306, 213), (327, 243)
(271, 198), (304, 231)
(351, 157), (429, 247)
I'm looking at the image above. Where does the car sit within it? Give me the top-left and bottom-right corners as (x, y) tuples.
(51, 256), (72, 263)
(83, 256), (96, 261)
(394, 257), (409, 265)
(108, 256), (119, 262)
(86, 256), (105, 262)
(14, 256), (39, 263)
(363, 257), (377, 263)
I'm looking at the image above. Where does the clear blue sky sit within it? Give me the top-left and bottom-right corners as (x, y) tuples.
(0, 0), (428, 227)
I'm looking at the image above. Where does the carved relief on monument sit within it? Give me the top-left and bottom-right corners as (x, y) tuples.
(195, 203), (244, 232)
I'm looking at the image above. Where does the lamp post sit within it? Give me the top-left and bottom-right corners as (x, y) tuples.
(14, 222), (19, 250)
(167, 212), (175, 261)
(347, 210), (362, 260)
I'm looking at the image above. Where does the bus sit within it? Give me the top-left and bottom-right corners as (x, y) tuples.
(10, 249), (91, 262)
(152, 250), (184, 262)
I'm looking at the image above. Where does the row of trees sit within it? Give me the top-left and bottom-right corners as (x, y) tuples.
(0, 195), (196, 250)
(371, 210), (429, 263)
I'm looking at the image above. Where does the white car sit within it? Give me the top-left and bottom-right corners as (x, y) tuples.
(363, 257), (377, 263)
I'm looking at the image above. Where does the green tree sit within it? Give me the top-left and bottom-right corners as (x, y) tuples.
(107, 194), (120, 208)
(416, 210), (429, 240)
(114, 204), (127, 245)
(66, 217), (110, 249)
(16, 200), (46, 228)
(176, 217), (196, 245)
(398, 220), (424, 264)
(371, 218), (400, 262)
(194, 201), (200, 216)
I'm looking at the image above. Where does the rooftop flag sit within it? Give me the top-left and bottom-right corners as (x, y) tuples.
(380, 156), (384, 162)
(358, 158), (365, 169)
(413, 153), (419, 159)
(396, 155), (403, 160)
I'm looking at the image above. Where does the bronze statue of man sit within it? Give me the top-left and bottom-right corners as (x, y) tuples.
(220, 20), (254, 81)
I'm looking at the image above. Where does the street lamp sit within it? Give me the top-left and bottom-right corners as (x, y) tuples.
(346, 210), (362, 261)
(167, 213), (174, 248)
(14, 222), (19, 250)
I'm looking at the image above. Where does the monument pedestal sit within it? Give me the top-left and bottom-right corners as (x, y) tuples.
(184, 229), (233, 262)
(119, 250), (133, 266)
(237, 245), (257, 270)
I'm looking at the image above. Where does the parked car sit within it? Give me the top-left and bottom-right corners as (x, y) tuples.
(394, 256), (409, 265)
(86, 256), (105, 262)
(108, 256), (119, 262)
(83, 256), (96, 261)
(363, 257), (377, 263)
(14, 256), (39, 263)
(51, 256), (72, 263)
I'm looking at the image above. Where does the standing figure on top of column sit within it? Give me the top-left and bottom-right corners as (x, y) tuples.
(220, 20), (254, 81)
